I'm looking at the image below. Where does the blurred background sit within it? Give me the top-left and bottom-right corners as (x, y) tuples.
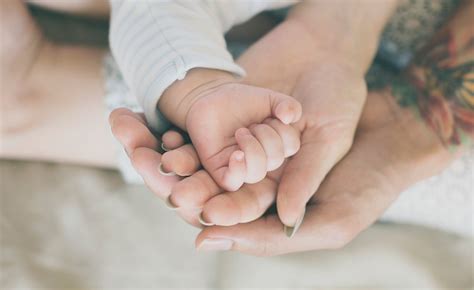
(0, 3), (473, 289)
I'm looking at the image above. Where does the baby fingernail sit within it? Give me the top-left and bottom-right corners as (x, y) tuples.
(234, 151), (244, 161)
(198, 213), (215, 227)
(198, 239), (233, 252)
(284, 208), (306, 238)
(280, 114), (292, 125)
(158, 162), (176, 176)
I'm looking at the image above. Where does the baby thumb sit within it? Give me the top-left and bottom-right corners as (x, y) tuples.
(270, 92), (302, 125)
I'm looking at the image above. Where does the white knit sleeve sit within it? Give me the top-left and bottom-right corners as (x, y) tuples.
(109, 0), (298, 132)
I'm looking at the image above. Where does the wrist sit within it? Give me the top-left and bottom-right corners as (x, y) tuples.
(158, 68), (236, 129)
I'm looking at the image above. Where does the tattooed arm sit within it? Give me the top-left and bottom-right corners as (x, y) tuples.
(391, 0), (474, 148)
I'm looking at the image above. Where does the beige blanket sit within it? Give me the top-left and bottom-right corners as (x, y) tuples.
(1, 160), (472, 289)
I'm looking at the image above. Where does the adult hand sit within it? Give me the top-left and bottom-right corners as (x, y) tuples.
(108, 109), (185, 210)
(195, 88), (454, 255)
(273, 59), (367, 235)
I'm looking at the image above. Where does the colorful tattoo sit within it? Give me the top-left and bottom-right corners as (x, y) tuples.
(391, 24), (474, 147)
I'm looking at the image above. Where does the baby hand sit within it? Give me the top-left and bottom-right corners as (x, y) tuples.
(158, 69), (302, 191)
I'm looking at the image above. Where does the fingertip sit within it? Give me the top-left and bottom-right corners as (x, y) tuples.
(202, 194), (240, 226)
(162, 130), (185, 150)
(233, 150), (245, 162)
(221, 150), (246, 191)
(276, 109), (292, 125)
(276, 184), (307, 228)
(161, 144), (200, 176)
(109, 108), (129, 126)
(275, 99), (302, 125)
(292, 101), (303, 123)
(235, 128), (267, 184)
(235, 127), (251, 138)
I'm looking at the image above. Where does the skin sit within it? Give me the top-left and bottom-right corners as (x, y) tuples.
(1, 0), (115, 167)
(159, 72), (303, 191)
(4, 0), (469, 255)
(111, 0), (472, 255)
(156, 0), (398, 230)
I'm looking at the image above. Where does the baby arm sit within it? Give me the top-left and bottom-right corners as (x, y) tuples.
(108, 0), (302, 190)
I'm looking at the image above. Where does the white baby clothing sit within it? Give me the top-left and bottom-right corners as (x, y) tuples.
(109, 0), (298, 132)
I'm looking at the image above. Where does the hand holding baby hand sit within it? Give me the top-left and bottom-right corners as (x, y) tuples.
(158, 68), (302, 192)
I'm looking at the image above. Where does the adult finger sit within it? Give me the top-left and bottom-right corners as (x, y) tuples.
(130, 147), (181, 200)
(195, 200), (367, 256)
(109, 107), (146, 126)
(161, 144), (201, 176)
(169, 170), (221, 210)
(277, 126), (353, 235)
(201, 176), (278, 226)
(162, 130), (185, 151)
(110, 110), (159, 154)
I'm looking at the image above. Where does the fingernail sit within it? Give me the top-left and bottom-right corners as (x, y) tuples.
(197, 238), (233, 251)
(234, 150), (244, 161)
(280, 114), (292, 125)
(161, 142), (169, 152)
(164, 195), (179, 210)
(158, 162), (176, 176)
(198, 213), (215, 226)
(284, 208), (306, 238)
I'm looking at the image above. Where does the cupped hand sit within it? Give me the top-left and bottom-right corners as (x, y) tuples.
(110, 86), (453, 256)
(108, 107), (285, 228)
(158, 71), (303, 192)
(175, 62), (369, 236)
(273, 61), (367, 233)
(195, 89), (453, 255)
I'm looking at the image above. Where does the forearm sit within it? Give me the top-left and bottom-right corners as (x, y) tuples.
(287, 0), (398, 73)
(390, 0), (474, 149)
(238, 0), (397, 95)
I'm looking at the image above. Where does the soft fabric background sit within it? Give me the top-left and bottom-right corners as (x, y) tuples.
(1, 160), (472, 289)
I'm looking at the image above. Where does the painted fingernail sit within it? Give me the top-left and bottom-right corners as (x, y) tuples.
(161, 142), (169, 152)
(164, 195), (179, 210)
(197, 239), (233, 251)
(198, 213), (215, 227)
(284, 208), (306, 238)
(158, 162), (176, 176)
